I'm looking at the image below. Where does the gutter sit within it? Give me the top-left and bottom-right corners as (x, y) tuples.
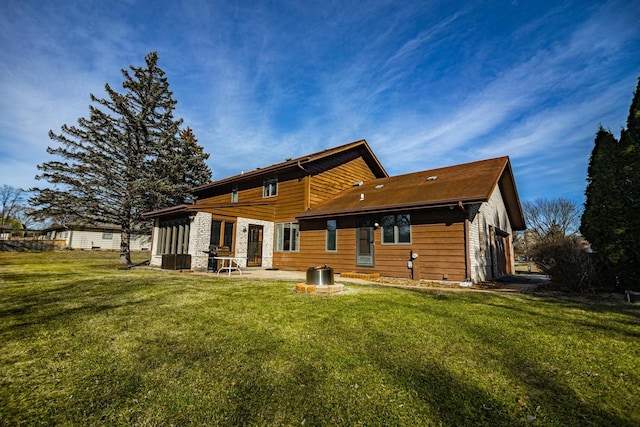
(296, 196), (486, 220)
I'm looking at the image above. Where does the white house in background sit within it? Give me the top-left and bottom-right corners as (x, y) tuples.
(42, 224), (151, 251)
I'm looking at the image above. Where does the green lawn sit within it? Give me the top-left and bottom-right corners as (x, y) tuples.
(1, 251), (639, 426)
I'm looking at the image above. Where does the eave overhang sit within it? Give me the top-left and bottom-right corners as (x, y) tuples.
(141, 204), (196, 219)
(141, 200), (276, 220)
(296, 196), (486, 220)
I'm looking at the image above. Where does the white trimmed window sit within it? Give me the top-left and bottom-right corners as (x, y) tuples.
(263, 178), (278, 198)
(275, 222), (299, 252)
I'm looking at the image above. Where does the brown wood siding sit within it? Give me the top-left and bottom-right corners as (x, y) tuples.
(304, 148), (363, 174)
(193, 153), (380, 225)
(196, 171), (307, 223)
(198, 193), (232, 205)
(197, 176), (280, 206)
(210, 205), (275, 222)
(240, 186), (266, 202)
(195, 188), (276, 221)
(309, 157), (378, 207)
(273, 175), (307, 222)
(272, 228), (357, 271)
(276, 214), (467, 281)
(411, 223), (466, 281)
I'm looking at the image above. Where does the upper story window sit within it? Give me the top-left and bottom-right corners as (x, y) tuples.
(263, 177), (278, 198)
(381, 214), (411, 244)
(326, 219), (337, 251)
(231, 186), (238, 203)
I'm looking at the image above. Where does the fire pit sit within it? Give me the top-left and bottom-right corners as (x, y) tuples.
(297, 265), (344, 294)
(306, 265), (334, 286)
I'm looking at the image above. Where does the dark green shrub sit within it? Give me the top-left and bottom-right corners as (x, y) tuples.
(529, 236), (606, 293)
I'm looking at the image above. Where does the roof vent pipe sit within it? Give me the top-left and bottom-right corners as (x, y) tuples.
(360, 193), (365, 201)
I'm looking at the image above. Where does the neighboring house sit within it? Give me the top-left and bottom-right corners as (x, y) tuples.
(42, 224), (151, 251)
(143, 140), (525, 283)
(0, 218), (25, 239)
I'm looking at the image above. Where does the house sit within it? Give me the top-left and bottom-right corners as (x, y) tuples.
(41, 224), (151, 251)
(0, 218), (25, 240)
(142, 140), (525, 283)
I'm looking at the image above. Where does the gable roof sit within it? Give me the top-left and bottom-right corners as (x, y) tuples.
(192, 139), (387, 195)
(297, 156), (526, 230)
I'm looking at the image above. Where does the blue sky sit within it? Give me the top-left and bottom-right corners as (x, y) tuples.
(1, 0), (638, 207)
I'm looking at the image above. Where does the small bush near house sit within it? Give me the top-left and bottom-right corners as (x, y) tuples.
(529, 235), (604, 293)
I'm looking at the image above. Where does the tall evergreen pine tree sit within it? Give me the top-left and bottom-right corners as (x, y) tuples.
(31, 52), (211, 264)
(581, 77), (640, 289)
(618, 78), (640, 286)
(580, 128), (624, 274)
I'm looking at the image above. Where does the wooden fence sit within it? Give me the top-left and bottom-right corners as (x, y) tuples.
(0, 239), (67, 252)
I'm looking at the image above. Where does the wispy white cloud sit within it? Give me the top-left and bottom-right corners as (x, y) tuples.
(368, 1), (637, 187)
(0, 0), (638, 206)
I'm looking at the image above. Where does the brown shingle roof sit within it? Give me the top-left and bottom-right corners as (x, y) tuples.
(297, 156), (525, 230)
(192, 139), (387, 194)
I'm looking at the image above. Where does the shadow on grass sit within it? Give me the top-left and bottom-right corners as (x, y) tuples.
(118, 321), (329, 425)
(481, 294), (640, 340)
(377, 358), (517, 426)
(3, 267), (638, 425)
(0, 270), (168, 335)
(458, 321), (635, 426)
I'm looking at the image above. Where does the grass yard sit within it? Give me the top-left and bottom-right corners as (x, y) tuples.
(1, 251), (639, 426)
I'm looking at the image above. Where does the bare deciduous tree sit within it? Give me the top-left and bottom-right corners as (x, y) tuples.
(1, 185), (24, 230)
(13, 204), (38, 232)
(523, 197), (581, 242)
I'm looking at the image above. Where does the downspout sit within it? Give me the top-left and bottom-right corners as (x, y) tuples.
(296, 160), (308, 173)
(457, 202), (472, 282)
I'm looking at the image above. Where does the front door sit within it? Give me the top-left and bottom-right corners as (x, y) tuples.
(356, 223), (374, 267)
(247, 225), (263, 267)
(494, 232), (508, 277)
(490, 226), (509, 278)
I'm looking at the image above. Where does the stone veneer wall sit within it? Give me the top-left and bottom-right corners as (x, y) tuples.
(234, 217), (275, 269)
(188, 212), (213, 271)
(468, 186), (514, 283)
(150, 213), (276, 271)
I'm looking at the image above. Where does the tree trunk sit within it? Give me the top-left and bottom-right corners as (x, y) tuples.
(120, 222), (131, 265)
